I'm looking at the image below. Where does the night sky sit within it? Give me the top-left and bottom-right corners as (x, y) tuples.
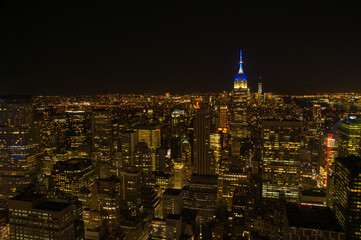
(1, 0), (361, 95)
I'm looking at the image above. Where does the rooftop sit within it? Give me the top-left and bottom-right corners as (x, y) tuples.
(53, 158), (93, 172)
(262, 120), (303, 127)
(336, 155), (361, 175)
(285, 203), (343, 232)
(11, 192), (45, 202)
(164, 188), (182, 196)
(301, 189), (326, 198)
(36, 201), (70, 212)
(166, 214), (181, 220)
(188, 173), (218, 185)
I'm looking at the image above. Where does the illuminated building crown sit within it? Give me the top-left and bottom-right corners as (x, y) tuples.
(234, 49), (247, 89)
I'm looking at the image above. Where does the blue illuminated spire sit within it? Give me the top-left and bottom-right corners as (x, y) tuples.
(238, 50), (244, 74)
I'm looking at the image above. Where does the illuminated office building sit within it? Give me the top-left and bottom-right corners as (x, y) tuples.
(136, 124), (161, 171)
(52, 158), (95, 197)
(8, 193), (77, 240)
(119, 170), (142, 218)
(154, 172), (172, 194)
(65, 110), (89, 150)
(173, 162), (186, 189)
(156, 147), (171, 173)
(232, 178), (261, 232)
(339, 117), (361, 157)
(91, 109), (113, 160)
(324, 133), (339, 179)
(181, 138), (191, 167)
(120, 130), (138, 169)
(209, 133), (221, 174)
(0, 96), (38, 203)
(90, 176), (121, 232)
(133, 142), (153, 185)
(150, 218), (166, 240)
(230, 50), (250, 140)
(183, 174), (218, 224)
(83, 209), (105, 240)
(162, 188), (184, 219)
(170, 110), (184, 160)
(218, 170), (247, 211)
(262, 120), (302, 201)
(171, 109), (184, 138)
(218, 105), (228, 131)
(324, 133), (339, 205)
(141, 186), (161, 219)
(193, 103), (211, 175)
(333, 155), (361, 239)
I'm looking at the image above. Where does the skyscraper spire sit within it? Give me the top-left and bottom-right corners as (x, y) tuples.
(234, 50), (247, 89)
(238, 49), (244, 74)
(258, 76), (263, 94)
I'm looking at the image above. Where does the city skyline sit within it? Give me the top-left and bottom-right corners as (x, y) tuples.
(1, 1), (361, 95)
(1, 2), (361, 239)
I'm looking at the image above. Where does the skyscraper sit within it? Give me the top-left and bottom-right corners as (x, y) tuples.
(91, 109), (113, 160)
(90, 176), (121, 233)
(65, 110), (90, 158)
(183, 174), (218, 224)
(120, 130), (138, 169)
(193, 103), (211, 175)
(136, 124), (161, 171)
(262, 120), (302, 202)
(0, 96), (38, 203)
(333, 155), (361, 239)
(219, 105), (228, 131)
(339, 117), (361, 157)
(258, 76), (262, 95)
(230, 50), (250, 141)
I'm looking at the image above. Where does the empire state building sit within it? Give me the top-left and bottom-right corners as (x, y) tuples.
(230, 50), (250, 140)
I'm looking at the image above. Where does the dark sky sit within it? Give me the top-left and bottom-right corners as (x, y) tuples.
(1, 0), (361, 95)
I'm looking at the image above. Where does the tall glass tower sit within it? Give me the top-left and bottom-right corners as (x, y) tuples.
(0, 96), (38, 203)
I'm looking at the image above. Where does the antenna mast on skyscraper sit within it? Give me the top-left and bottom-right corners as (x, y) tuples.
(238, 50), (244, 74)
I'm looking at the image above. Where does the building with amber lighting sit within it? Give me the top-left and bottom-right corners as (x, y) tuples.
(65, 110), (89, 151)
(90, 176), (121, 233)
(193, 103), (211, 175)
(162, 188), (184, 219)
(52, 158), (95, 197)
(339, 117), (361, 157)
(262, 120), (302, 201)
(230, 50), (250, 141)
(183, 174), (218, 224)
(135, 124), (161, 171)
(333, 155), (361, 239)
(8, 193), (78, 240)
(91, 109), (113, 160)
(0, 96), (38, 204)
(217, 170), (247, 211)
